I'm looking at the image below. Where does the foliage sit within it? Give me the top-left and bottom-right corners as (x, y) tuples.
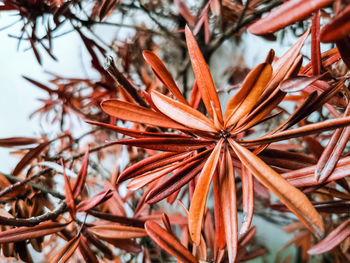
(0, 0), (350, 262)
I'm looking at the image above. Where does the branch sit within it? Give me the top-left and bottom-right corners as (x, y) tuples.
(0, 203), (67, 227)
(104, 56), (148, 107)
(207, 0), (282, 55)
(75, 17), (164, 36)
(138, 1), (186, 48)
(1, 171), (65, 199)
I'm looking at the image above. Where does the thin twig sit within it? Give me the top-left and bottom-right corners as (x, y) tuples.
(207, 0), (282, 55)
(1, 171), (65, 199)
(104, 56), (148, 107)
(0, 203), (67, 227)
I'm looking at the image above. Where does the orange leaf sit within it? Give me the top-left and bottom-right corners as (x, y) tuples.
(283, 156), (350, 187)
(241, 116), (350, 146)
(220, 149), (238, 263)
(76, 190), (113, 212)
(151, 90), (218, 132)
(320, 6), (350, 43)
(248, 0), (333, 35)
(127, 163), (179, 191)
(233, 89), (285, 133)
(118, 152), (189, 183)
(79, 234), (99, 263)
(229, 139), (324, 236)
(311, 10), (321, 75)
(0, 137), (40, 148)
(189, 139), (224, 245)
(213, 169), (225, 249)
(316, 126), (350, 183)
(185, 25), (223, 123)
(88, 223), (147, 239)
(61, 159), (76, 220)
(308, 218), (350, 255)
(49, 235), (80, 263)
(87, 120), (187, 138)
(225, 63), (272, 127)
(0, 221), (68, 243)
(145, 221), (198, 263)
(110, 137), (214, 152)
(72, 149), (89, 198)
(143, 51), (188, 104)
(101, 99), (189, 130)
(12, 141), (50, 175)
(240, 165), (254, 235)
(146, 157), (208, 204)
(264, 30), (309, 96)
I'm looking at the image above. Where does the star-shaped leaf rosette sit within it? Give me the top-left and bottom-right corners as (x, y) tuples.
(89, 26), (350, 262)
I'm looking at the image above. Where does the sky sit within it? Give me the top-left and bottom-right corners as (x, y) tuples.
(0, 12), (98, 173)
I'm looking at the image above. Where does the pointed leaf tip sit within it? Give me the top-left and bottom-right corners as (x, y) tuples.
(151, 90), (218, 132)
(142, 50), (188, 105)
(189, 139), (224, 245)
(248, 0), (334, 35)
(229, 139), (324, 236)
(145, 221), (198, 263)
(185, 26), (223, 124)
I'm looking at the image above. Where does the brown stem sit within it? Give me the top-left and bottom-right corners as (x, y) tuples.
(104, 56), (148, 107)
(207, 0), (282, 56)
(0, 203), (67, 227)
(0, 171), (65, 199)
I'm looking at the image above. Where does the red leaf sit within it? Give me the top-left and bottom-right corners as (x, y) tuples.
(311, 10), (321, 75)
(145, 221), (198, 263)
(0, 137), (40, 148)
(146, 158), (207, 204)
(185, 25), (223, 123)
(240, 165), (254, 235)
(213, 169), (225, 249)
(12, 141), (50, 175)
(49, 235), (80, 263)
(87, 223), (147, 239)
(151, 90), (218, 132)
(0, 221), (68, 243)
(143, 51), (188, 104)
(280, 75), (323, 93)
(87, 210), (144, 228)
(23, 76), (55, 94)
(284, 156), (350, 187)
(118, 152), (189, 183)
(100, 237), (142, 253)
(128, 163), (183, 191)
(241, 116), (350, 146)
(225, 63), (272, 127)
(78, 234), (99, 263)
(77, 190), (113, 212)
(87, 120), (187, 138)
(229, 139), (324, 236)
(308, 218), (350, 255)
(72, 149), (89, 198)
(189, 139), (224, 245)
(61, 159), (76, 220)
(220, 149), (238, 263)
(28, 36), (42, 65)
(336, 35), (350, 68)
(248, 0), (334, 35)
(101, 99), (189, 130)
(320, 6), (350, 43)
(315, 105), (350, 183)
(109, 137), (214, 152)
(174, 0), (196, 26)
